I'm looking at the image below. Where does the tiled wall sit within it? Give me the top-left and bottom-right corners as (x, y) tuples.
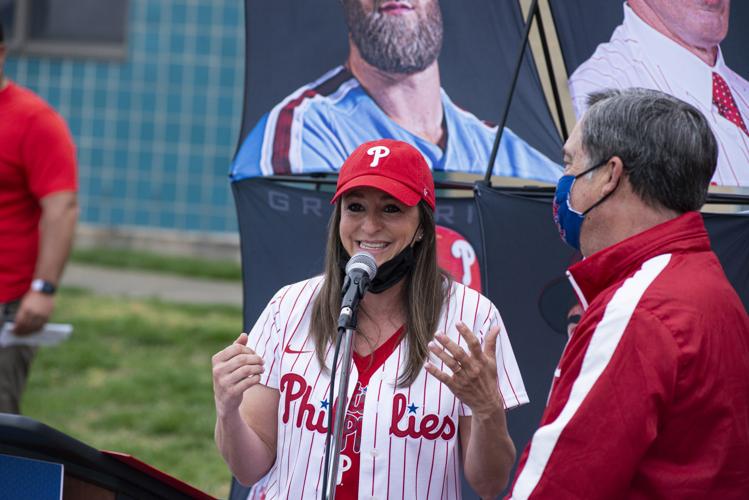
(5, 0), (244, 233)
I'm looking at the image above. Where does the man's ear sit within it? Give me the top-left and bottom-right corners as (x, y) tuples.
(601, 156), (624, 196)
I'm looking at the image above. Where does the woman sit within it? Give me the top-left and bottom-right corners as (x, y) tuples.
(212, 139), (528, 499)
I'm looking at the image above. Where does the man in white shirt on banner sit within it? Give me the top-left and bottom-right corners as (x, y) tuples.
(568, 0), (749, 186)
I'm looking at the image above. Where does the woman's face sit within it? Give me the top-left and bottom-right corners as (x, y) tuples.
(339, 187), (421, 267)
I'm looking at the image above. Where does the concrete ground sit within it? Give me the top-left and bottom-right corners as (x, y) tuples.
(61, 263), (243, 307)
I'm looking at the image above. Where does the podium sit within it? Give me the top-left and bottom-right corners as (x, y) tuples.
(0, 413), (216, 499)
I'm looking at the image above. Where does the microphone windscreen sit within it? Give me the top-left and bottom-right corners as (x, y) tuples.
(345, 252), (377, 280)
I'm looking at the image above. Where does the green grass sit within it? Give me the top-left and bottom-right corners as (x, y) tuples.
(71, 247), (242, 282)
(22, 288), (243, 499)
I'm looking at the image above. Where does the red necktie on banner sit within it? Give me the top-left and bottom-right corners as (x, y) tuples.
(712, 72), (749, 137)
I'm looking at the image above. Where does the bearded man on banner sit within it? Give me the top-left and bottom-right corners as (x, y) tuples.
(230, 0), (561, 183)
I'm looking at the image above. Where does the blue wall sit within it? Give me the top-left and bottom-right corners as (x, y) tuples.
(5, 0), (244, 233)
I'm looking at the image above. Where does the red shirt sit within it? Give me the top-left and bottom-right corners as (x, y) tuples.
(335, 326), (404, 499)
(0, 82), (77, 301)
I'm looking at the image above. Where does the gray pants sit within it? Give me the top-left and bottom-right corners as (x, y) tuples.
(0, 301), (37, 414)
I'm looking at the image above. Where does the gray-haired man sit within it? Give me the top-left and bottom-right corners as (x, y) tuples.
(509, 88), (749, 499)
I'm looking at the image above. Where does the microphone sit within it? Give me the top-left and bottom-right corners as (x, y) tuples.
(338, 252), (377, 329)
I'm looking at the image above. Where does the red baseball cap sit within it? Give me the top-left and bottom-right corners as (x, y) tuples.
(331, 139), (436, 210)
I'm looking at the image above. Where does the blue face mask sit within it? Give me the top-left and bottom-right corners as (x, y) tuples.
(553, 161), (616, 250)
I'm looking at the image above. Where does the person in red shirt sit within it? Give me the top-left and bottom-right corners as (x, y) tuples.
(0, 24), (78, 414)
(508, 87), (749, 499)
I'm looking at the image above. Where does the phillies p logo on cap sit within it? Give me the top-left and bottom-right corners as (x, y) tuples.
(367, 145), (390, 167)
(332, 139), (436, 210)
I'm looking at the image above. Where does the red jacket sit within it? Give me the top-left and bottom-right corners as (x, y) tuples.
(509, 212), (749, 499)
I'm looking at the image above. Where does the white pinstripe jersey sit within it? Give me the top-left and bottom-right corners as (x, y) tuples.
(568, 3), (749, 187)
(245, 276), (528, 500)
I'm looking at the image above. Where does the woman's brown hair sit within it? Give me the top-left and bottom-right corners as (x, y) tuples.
(309, 200), (449, 387)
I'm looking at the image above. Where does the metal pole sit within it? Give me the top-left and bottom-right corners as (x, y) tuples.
(324, 325), (356, 500)
(483, 0), (540, 185)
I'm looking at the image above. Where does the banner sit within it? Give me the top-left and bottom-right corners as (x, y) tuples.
(233, 179), (485, 327)
(234, 178), (571, 496)
(550, 0), (749, 78)
(550, 0), (749, 186)
(232, 0), (563, 183)
(704, 212), (749, 312)
(234, 178), (749, 496)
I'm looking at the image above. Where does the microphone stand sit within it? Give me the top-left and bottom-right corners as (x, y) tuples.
(322, 275), (369, 500)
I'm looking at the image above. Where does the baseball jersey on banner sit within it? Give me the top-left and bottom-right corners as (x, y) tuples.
(245, 277), (528, 500)
(230, 66), (561, 184)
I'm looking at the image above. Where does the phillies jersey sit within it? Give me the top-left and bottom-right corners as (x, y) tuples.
(509, 212), (749, 499)
(245, 276), (528, 499)
(337, 327), (404, 499)
(230, 66), (561, 184)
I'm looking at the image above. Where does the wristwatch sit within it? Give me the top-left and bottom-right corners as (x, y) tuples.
(31, 279), (57, 295)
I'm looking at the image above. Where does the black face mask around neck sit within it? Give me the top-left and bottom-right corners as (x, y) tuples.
(338, 243), (416, 294)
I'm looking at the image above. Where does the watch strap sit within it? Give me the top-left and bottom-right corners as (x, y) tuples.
(31, 279), (57, 295)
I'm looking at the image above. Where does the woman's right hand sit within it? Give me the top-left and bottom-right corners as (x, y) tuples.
(212, 332), (265, 418)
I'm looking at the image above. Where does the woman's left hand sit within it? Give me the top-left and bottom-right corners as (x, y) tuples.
(424, 322), (505, 417)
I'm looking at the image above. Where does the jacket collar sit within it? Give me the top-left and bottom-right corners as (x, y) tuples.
(567, 211), (711, 309)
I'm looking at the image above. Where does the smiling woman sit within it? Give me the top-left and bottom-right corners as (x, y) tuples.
(212, 139), (530, 499)
(338, 188), (421, 267)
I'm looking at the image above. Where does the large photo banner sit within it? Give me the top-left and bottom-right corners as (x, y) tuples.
(551, 0), (749, 186)
(472, 183), (575, 478)
(230, 1), (749, 497)
(233, 179), (485, 326)
(231, 0), (564, 183)
(233, 178), (749, 498)
(233, 179), (574, 497)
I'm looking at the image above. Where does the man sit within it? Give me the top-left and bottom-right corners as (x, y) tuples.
(230, 0), (560, 183)
(569, 0), (749, 186)
(508, 88), (749, 498)
(0, 24), (79, 414)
